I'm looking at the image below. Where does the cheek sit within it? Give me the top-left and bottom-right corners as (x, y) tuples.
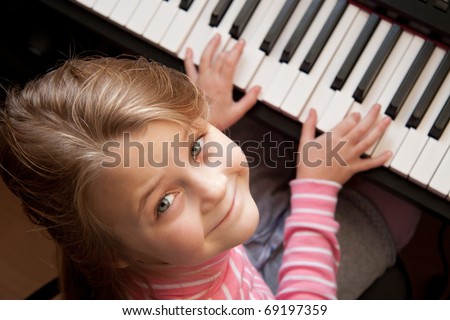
(226, 143), (249, 173)
(151, 218), (207, 265)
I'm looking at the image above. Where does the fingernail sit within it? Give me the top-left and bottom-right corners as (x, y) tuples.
(352, 112), (361, 121)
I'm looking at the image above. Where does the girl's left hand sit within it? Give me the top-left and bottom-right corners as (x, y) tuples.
(184, 34), (261, 131)
(296, 104), (392, 185)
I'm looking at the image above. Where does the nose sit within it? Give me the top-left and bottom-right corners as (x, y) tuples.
(187, 165), (228, 214)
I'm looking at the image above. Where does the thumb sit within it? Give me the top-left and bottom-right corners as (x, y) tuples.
(299, 109), (317, 148)
(214, 86), (261, 130)
(233, 86), (261, 115)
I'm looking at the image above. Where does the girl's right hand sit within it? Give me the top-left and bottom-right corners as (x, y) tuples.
(295, 104), (392, 185)
(184, 34), (260, 131)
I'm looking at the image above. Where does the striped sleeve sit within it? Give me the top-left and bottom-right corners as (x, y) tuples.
(276, 179), (341, 300)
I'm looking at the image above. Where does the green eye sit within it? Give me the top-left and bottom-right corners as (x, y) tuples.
(191, 137), (204, 159)
(157, 194), (175, 215)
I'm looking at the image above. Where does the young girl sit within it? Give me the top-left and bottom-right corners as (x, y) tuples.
(0, 36), (396, 300)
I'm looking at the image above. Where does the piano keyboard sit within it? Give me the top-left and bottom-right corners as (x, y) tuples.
(47, 0), (450, 214)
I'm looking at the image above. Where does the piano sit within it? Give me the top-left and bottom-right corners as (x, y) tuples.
(34, 0), (450, 219)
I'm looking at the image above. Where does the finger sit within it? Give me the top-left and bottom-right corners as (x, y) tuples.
(354, 115), (391, 154)
(331, 112), (361, 137)
(345, 104), (381, 143)
(213, 51), (227, 74)
(353, 150), (392, 173)
(221, 39), (245, 80)
(299, 109), (317, 148)
(184, 47), (198, 82)
(199, 34), (221, 73)
(218, 87), (260, 129)
(232, 86), (260, 115)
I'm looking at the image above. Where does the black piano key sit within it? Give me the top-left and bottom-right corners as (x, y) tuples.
(406, 50), (450, 128)
(385, 40), (435, 119)
(229, 0), (260, 39)
(300, 0), (347, 73)
(353, 24), (402, 103)
(434, 0), (450, 12)
(280, 0), (324, 63)
(259, 0), (300, 55)
(428, 95), (450, 140)
(179, 0), (194, 11)
(331, 13), (380, 90)
(210, 0), (233, 27)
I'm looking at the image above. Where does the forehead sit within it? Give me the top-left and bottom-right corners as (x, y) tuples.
(108, 120), (192, 165)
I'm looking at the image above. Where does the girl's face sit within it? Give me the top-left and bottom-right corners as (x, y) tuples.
(94, 121), (259, 267)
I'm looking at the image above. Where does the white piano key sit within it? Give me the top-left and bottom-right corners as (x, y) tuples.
(410, 126), (450, 188)
(383, 48), (442, 161)
(76, 0), (97, 8)
(214, 0), (250, 34)
(399, 143), (448, 193)
(347, 30), (413, 155)
(126, 0), (163, 35)
(278, 70), (309, 117)
(267, 0), (338, 116)
(271, 0), (339, 114)
(93, 0), (119, 17)
(179, 0), (246, 64)
(391, 128), (429, 178)
(109, 0), (141, 26)
(203, 0), (250, 59)
(368, 35), (424, 159)
(349, 30), (414, 118)
(297, 4), (359, 123)
(370, 119), (407, 166)
(316, 19), (392, 129)
(229, 0), (276, 47)
(143, 0), (182, 44)
(315, 10), (370, 131)
(160, 0), (208, 54)
(390, 47), (447, 176)
(375, 36), (424, 112)
(178, 0), (220, 60)
(428, 146), (450, 198)
(228, 0), (286, 89)
(408, 72), (450, 187)
(247, 0), (314, 98)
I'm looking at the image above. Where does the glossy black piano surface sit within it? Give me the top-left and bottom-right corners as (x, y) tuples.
(0, 0), (449, 219)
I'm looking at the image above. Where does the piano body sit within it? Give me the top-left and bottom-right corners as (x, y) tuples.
(10, 0), (450, 219)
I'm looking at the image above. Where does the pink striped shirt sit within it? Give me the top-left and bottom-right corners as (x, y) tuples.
(129, 179), (341, 300)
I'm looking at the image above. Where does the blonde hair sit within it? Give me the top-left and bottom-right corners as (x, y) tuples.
(0, 56), (208, 299)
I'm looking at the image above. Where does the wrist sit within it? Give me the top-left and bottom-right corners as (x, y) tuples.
(296, 168), (351, 185)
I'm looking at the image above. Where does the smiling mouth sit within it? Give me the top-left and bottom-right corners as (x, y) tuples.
(210, 186), (236, 234)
